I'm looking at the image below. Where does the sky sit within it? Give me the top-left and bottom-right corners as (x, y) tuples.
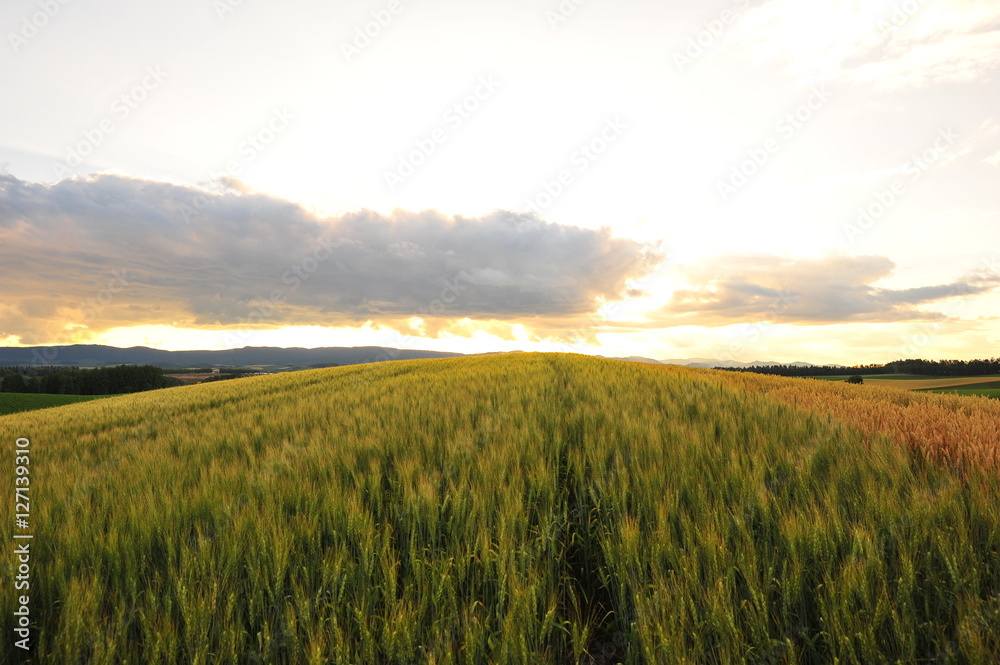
(1, 0), (998, 365)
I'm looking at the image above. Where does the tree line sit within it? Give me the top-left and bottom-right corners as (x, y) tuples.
(714, 358), (1000, 378)
(0, 365), (182, 395)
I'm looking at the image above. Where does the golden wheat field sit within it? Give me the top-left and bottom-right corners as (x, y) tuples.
(696, 367), (1000, 473)
(2, 353), (1000, 664)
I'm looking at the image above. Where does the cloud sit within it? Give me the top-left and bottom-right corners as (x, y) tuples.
(852, 28), (1000, 91)
(986, 150), (1000, 167)
(0, 174), (660, 344)
(727, 0), (1000, 89)
(661, 253), (999, 326)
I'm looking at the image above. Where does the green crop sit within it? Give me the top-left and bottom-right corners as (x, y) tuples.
(2, 353), (998, 664)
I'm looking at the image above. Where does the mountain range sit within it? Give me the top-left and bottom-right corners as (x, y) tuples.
(613, 356), (842, 369)
(0, 345), (461, 369)
(0, 345), (845, 370)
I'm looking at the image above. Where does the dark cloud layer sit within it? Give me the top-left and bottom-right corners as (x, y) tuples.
(665, 253), (998, 326)
(0, 174), (660, 343)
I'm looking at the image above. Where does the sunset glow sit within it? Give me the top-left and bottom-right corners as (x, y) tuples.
(2, 0), (998, 364)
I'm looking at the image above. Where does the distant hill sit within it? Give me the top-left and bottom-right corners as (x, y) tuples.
(610, 356), (665, 365)
(0, 344), (463, 369)
(658, 358), (837, 369)
(0, 345), (854, 372)
(613, 357), (819, 368)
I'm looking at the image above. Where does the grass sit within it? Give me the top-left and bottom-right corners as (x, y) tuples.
(0, 392), (111, 415)
(2, 353), (999, 664)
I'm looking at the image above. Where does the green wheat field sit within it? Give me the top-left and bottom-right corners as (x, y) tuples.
(3, 353), (999, 664)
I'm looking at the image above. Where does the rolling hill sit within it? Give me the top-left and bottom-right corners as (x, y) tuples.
(2, 353), (998, 664)
(0, 344), (462, 369)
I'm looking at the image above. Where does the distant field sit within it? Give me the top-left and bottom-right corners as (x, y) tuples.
(165, 373), (216, 384)
(817, 374), (929, 381)
(0, 392), (110, 415)
(818, 375), (1000, 390)
(2, 354), (1000, 664)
